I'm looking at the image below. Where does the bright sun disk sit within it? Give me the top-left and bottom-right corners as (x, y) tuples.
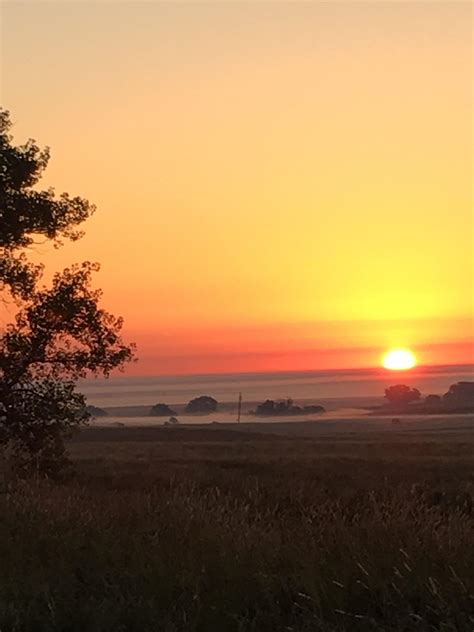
(383, 349), (416, 371)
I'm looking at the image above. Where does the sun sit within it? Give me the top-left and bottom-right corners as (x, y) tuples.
(382, 348), (416, 371)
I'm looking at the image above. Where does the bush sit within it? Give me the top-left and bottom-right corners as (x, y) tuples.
(149, 403), (177, 417)
(384, 385), (421, 405)
(185, 396), (218, 414)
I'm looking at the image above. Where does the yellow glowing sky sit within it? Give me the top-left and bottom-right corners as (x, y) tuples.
(1, 1), (473, 374)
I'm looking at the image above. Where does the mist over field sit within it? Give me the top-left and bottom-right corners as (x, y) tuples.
(81, 364), (474, 407)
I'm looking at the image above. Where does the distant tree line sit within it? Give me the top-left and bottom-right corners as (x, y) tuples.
(384, 382), (474, 413)
(251, 398), (325, 416)
(149, 395), (326, 419)
(149, 395), (218, 418)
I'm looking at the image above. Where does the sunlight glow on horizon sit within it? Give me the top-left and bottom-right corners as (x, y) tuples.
(382, 349), (417, 371)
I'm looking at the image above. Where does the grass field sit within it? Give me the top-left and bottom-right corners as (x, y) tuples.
(0, 417), (473, 631)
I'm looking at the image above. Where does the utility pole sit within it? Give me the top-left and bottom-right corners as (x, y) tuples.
(237, 392), (242, 424)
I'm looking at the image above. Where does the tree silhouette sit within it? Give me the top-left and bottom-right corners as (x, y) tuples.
(185, 396), (218, 413)
(443, 382), (474, 407)
(0, 109), (134, 476)
(384, 384), (421, 406)
(254, 399), (325, 416)
(149, 403), (177, 417)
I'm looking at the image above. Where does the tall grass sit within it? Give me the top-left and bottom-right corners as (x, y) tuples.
(0, 425), (472, 631)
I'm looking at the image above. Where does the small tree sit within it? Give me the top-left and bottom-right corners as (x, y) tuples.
(185, 396), (217, 414)
(0, 109), (134, 476)
(149, 403), (177, 417)
(384, 384), (421, 406)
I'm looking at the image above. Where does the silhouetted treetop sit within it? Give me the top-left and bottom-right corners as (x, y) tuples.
(254, 398), (325, 416)
(185, 396), (218, 413)
(149, 403), (177, 417)
(384, 385), (421, 405)
(0, 109), (94, 299)
(443, 382), (474, 407)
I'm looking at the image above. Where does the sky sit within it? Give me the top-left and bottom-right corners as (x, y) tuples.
(1, 1), (472, 375)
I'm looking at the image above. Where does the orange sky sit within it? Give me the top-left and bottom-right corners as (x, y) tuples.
(1, 1), (473, 375)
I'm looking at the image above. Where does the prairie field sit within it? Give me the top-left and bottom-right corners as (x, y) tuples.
(0, 417), (473, 632)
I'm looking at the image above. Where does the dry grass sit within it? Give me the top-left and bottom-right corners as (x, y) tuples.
(0, 421), (473, 631)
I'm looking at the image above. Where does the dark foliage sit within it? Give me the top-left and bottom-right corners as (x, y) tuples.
(381, 383), (474, 415)
(0, 109), (94, 300)
(384, 384), (421, 405)
(185, 396), (218, 414)
(254, 398), (325, 416)
(149, 403), (177, 417)
(0, 108), (134, 476)
(443, 382), (474, 408)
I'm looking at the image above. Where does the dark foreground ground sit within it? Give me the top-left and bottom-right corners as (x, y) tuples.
(1, 417), (473, 632)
